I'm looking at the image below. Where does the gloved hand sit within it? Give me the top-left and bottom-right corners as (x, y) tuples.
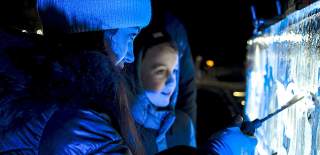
(241, 119), (262, 136)
(208, 126), (258, 155)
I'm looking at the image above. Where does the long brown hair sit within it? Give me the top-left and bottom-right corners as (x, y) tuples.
(56, 31), (146, 155)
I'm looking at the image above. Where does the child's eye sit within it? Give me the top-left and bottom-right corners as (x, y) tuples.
(155, 69), (166, 76)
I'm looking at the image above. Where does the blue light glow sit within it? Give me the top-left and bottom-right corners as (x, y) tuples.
(246, 2), (320, 155)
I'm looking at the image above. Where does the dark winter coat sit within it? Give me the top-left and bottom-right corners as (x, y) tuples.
(0, 29), (132, 155)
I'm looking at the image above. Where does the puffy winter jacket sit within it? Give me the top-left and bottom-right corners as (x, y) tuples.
(0, 30), (132, 155)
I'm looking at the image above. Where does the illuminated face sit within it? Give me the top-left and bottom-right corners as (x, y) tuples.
(140, 42), (179, 107)
(104, 27), (140, 68)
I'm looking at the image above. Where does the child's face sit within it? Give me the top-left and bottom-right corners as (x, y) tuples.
(140, 42), (179, 107)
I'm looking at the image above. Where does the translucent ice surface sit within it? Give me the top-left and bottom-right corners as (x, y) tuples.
(246, 2), (320, 155)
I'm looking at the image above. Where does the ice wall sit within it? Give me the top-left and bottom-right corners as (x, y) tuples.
(245, 2), (320, 155)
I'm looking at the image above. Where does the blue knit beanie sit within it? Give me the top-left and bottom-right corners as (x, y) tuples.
(37, 0), (152, 33)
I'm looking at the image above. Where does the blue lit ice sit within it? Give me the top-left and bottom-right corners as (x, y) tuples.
(246, 2), (320, 155)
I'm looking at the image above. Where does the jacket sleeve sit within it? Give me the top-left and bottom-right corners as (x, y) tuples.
(207, 136), (233, 155)
(39, 108), (132, 155)
(207, 127), (258, 155)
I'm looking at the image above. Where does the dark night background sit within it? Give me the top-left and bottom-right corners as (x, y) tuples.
(155, 0), (288, 68)
(0, 0), (287, 68)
